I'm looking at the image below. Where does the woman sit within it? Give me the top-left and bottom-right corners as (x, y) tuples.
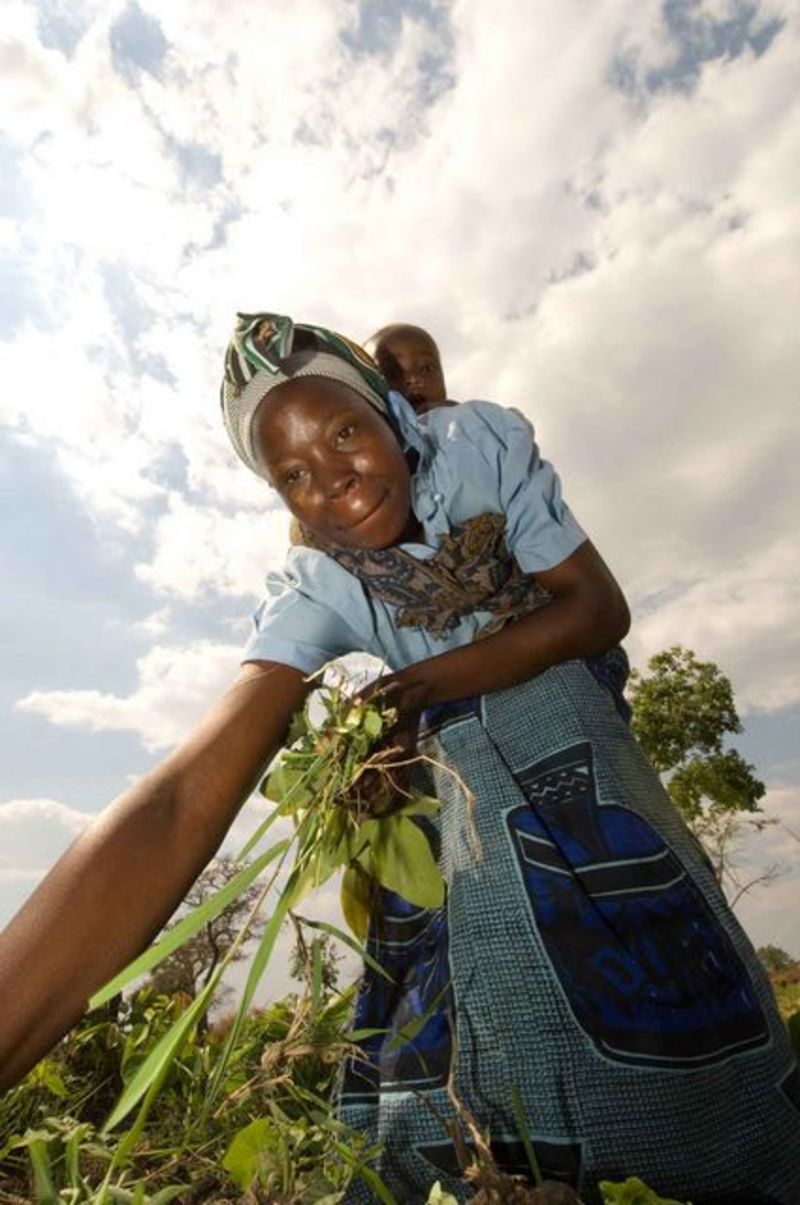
(1, 313), (797, 1204)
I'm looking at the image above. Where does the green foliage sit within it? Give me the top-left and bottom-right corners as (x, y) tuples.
(67, 683), (450, 1160)
(1, 685), (445, 1201)
(260, 680), (445, 919)
(628, 647), (765, 878)
(772, 978), (800, 1021)
(667, 750), (763, 822)
(0, 986), (385, 1203)
(757, 944), (799, 974)
(5, 662), (772, 1204)
(290, 930), (342, 998)
(221, 1111), (352, 1200)
(629, 646), (740, 773)
(600, 1176), (690, 1204)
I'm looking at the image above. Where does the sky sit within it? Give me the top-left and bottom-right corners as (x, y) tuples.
(1, 0), (799, 1005)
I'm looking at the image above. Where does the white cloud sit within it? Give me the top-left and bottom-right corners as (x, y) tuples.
(624, 537), (800, 712)
(0, 798), (94, 918)
(136, 492), (290, 601)
(0, 0), (798, 908)
(0, 797), (92, 834)
(16, 640), (242, 751)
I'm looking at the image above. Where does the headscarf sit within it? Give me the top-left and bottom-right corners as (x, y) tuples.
(221, 312), (389, 478)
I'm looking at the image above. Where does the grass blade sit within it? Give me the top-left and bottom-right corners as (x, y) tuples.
(102, 975), (217, 1133)
(90, 841), (289, 1008)
(510, 1083), (542, 1187)
(203, 868), (304, 1111)
(293, 916), (394, 984)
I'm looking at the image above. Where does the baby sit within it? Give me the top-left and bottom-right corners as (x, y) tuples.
(365, 323), (456, 415)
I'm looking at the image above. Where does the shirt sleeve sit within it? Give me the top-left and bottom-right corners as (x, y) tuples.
(243, 549), (367, 674)
(444, 400), (587, 573)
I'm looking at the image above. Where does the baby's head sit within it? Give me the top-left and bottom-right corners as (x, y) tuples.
(365, 324), (448, 414)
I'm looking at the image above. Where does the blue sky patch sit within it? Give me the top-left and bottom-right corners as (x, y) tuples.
(340, 0), (452, 58)
(109, 1), (169, 84)
(611, 0), (785, 97)
(36, 0), (91, 58)
(0, 137), (33, 222)
(167, 137), (223, 191)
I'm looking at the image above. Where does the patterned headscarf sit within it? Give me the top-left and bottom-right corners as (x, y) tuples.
(221, 312), (389, 478)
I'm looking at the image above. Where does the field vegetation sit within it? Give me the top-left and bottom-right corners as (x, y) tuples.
(1, 648), (796, 1204)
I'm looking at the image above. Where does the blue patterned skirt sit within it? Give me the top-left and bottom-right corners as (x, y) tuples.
(339, 655), (800, 1204)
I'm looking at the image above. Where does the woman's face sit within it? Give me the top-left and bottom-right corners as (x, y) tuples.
(254, 377), (415, 550)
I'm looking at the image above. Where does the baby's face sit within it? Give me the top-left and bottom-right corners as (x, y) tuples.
(374, 330), (447, 414)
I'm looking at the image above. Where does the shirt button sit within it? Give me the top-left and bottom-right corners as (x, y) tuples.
(433, 492), (443, 504)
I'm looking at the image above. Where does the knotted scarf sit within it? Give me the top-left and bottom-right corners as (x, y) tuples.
(221, 312), (389, 478)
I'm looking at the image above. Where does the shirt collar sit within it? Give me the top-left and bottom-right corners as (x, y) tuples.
(387, 389), (429, 459)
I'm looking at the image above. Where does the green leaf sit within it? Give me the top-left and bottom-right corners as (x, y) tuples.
(340, 863), (372, 941)
(263, 762), (313, 807)
(599, 1177), (691, 1205)
(148, 1189), (190, 1205)
(240, 749), (330, 860)
(222, 1118), (273, 1191)
(27, 1138), (57, 1204)
(364, 815), (444, 909)
(363, 708), (383, 738)
(331, 1140), (395, 1205)
(396, 792), (440, 818)
(307, 812), (360, 889)
(311, 937), (323, 1014)
(344, 1026), (389, 1042)
(90, 839), (289, 1007)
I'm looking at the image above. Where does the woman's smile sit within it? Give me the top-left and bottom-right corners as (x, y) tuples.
(253, 376), (415, 550)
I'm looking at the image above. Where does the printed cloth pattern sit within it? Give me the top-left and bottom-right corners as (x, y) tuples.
(327, 513), (552, 639)
(220, 312), (391, 478)
(222, 311), (387, 402)
(339, 658), (800, 1205)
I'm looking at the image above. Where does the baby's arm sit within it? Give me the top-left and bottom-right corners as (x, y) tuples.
(377, 540), (629, 718)
(0, 660), (309, 1089)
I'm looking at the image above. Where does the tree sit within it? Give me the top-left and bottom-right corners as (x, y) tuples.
(628, 646), (768, 889)
(757, 945), (799, 975)
(147, 856), (266, 1022)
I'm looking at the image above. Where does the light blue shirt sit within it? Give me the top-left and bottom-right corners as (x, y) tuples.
(243, 393), (587, 674)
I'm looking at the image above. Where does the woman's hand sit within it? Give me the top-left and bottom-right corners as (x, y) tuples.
(373, 540), (630, 713)
(0, 660), (309, 1090)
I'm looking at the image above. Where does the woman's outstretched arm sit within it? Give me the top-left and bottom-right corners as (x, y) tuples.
(381, 540), (630, 714)
(0, 660), (309, 1090)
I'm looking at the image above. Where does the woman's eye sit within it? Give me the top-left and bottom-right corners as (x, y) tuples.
(283, 468), (304, 487)
(335, 424), (355, 445)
